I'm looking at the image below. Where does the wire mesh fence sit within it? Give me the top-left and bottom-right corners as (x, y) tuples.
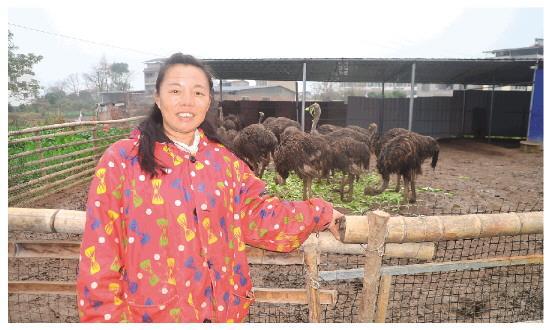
(7, 203), (543, 323)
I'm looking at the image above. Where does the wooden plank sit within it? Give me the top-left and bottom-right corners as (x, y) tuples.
(319, 254), (544, 280)
(253, 288), (336, 305)
(304, 244), (320, 322)
(7, 241), (304, 264)
(246, 246), (304, 265)
(380, 254), (544, 276)
(8, 281), (76, 296)
(7, 281), (337, 305)
(9, 240), (81, 259)
(374, 275), (392, 323)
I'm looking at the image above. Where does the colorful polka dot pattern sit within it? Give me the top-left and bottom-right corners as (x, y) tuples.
(76, 129), (333, 323)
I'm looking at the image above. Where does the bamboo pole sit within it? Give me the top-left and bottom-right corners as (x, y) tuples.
(13, 176), (92, 208)
(304, 232), (435, 260)
(340, 212), (544, 244)
(9, 168), (94, 205)
(35, 131), (46, 179)
(303, 242), (321, 322)
(374, 275), (392, 323)
(8, 128), (94, 145)
(8, 116), (145, 136)
(9, 134), (126, 161)
(359, 210), (390, 322)
(7, 208), (433, 260)
(9, 159), (97, 193)
(8, 209), (543, 243)
(7, 281), (337, 305)
(10, 154), (98, 181)
(17, 145), (104, 169)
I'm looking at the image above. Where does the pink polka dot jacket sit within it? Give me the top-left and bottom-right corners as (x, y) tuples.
(76, 129), (333, 323)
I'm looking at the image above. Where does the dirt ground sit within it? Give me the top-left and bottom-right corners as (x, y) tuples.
(29, 139), (544, 215)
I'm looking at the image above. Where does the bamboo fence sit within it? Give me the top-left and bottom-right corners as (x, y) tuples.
(8, 116), (145, 206)
(7, 208), (544, 323)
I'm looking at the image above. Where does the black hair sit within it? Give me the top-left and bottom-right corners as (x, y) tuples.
(136, 53), (230, 177)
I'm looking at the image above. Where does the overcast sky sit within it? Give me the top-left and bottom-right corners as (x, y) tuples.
(6, 0), (545, 92)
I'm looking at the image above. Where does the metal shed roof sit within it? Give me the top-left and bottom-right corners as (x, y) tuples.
(201, 58), (539, 86)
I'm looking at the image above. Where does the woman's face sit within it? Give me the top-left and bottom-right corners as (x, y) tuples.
(155, 64), (211, 142)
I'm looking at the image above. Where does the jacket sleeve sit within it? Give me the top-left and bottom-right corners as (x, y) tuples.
(235, 159), (333, 252)
(76, 145), (128, 322)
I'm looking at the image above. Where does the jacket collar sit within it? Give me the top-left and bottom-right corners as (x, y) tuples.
(130, 127), (210, 154)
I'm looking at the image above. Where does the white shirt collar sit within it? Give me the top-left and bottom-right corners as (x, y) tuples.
(171, 129), (200, 155)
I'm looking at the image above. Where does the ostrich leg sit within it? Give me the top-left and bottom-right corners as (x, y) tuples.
(339, 173), (347, 201)
(365, 173), (389, 195)
(307, 176), (313, 200)
(409, 170), (417, 203)
(258, 156), (269, 178)
(347, 174), (355, 201)
(394, 175), (401, 192)
(303, 177), (313, 200)
(402, 172), (412, 203)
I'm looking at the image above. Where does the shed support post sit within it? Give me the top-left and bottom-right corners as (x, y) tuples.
(408, 63), (416, 131)
(302, 63), (307, 131)
(380, 82), (385, 133)
(488, 84), (495, 142)
(461, 84), (467, 137)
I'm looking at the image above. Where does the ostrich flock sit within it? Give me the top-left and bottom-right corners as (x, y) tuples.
(215, 103), (439, 204)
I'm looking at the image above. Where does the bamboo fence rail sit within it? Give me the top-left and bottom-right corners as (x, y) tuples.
(8, 116), (144, 206)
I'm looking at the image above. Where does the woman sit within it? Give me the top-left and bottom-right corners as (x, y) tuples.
(76, 53), (343, 323)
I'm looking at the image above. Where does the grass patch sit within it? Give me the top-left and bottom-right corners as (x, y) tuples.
(262, 169), (404, 215)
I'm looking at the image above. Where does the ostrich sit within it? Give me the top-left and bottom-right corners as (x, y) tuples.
(317, 124), (342, 135)
(217, 104), (241, 131)
(307, 103), (370, 201)
(366, 132), (439, 203)
(232, 112), (277, 178)
(273, 104), (332, 200)
(371, 127), (410, 191)
(263, 116), (301, 142)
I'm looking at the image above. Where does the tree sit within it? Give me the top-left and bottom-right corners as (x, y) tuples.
(83, 57), (133, 94)
(110, 62), (132, 91)
(45, 87), (66, 105)
(8, 30), (43, 101)
(65, 73), (82, 96)
(83, 56), (111, 93)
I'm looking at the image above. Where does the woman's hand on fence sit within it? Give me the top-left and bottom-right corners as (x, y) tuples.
(327, 209), (345, 241)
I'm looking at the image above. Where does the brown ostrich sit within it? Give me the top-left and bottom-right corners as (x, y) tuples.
(366, 132), (439, 203)
(263, 116), (301, 142)
(232, 112), (277, 178)
(272, 104), (333, 200)
(308, 103), (370, 201)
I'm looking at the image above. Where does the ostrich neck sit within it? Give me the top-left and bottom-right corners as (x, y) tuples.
(311, 115), (320, 133)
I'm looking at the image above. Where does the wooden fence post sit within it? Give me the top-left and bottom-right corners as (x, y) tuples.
(303, 241), (321, 323)
(359, 210), (390, 322)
